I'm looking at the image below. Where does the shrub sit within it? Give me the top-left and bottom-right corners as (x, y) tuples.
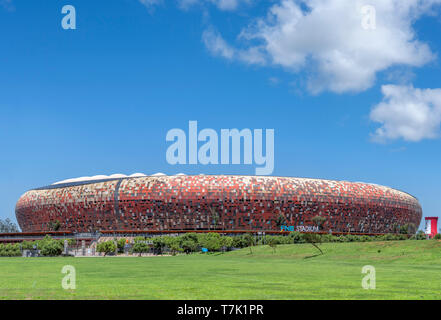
(164, 236), (182, 255)
(134, 236), (146, 243)
(96, 241), (117, 256)
(303, 233), (323, 255)
(40, 240), (63, 256)
(433, 233), (441, 240)
(198, 233), (222, 252)
(241, 233), (256, 254)
(21, 241), (35, 250)
(152, 236), (167, 254)
(289, 231), (306, 244)
(38, 235), (63, 256)
(267, 236), (278, 253)
(414, 230), (427, 240)
(181, 239), (198, 254)
(131, 242), (150, 256)
(0, 243), (21, 257)
(220, 236), (233, 251)
(117, 238), (126, 253)
(179, 233), (199, 253)
(232, 236), (246, 248)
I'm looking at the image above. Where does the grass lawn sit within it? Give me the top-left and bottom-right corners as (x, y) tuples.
(1, 240), (441, 299)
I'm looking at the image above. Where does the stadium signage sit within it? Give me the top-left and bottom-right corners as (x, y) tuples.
(280, 225), (319, 232)
(166, 121), (274, 175)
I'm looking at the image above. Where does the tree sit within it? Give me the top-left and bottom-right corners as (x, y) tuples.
(0, 243), (21, 257)
(180, 233), (199, 254)
(312, 216), (327, 231)
(117, 238), (127, 253)
(152, 236), (167, 255)
(198, 233), (222, 252)
(0, 218), (20, 233)
(132, 242), (150, 256)
(220, 236), (233, 252)
(96, 241), (117, 256)
(39, 235), (63, 256)
(242, 233), (256, 254)
(232, 236), (246, 248)
(164, 236), (182, 255)
(303, 233), (323, 255)
(267, 236), (278, 253)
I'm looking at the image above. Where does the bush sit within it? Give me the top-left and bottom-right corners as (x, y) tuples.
(414, 230), (427, 240)
(21, 241), (36, 250)
(0, 243), (21, 257)
(267, 236), (278, 253)
(302, 233), (323, 254)
(40, 240), (63, 256)
(433, 233), (441, 240)
(38, 235), (63, 256)
(134, 236), (146, 243)
(152, 236), (167, 254)
(131, 242), (150, 256)
(180, 233), (199, 253)
(96, 241), (117, 255)
(164, 236), (182, 255)
(220, 236), (234, 251)
(289, 231), (306, 244)
(241, 233), (256, 254)
(35, 235), (64, 257)
(232, 236), (247, 248)
(198, 233), (222, 252)
(117, 238), (126, 253)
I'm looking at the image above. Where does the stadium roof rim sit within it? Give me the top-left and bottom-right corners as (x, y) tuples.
(30, 175), (419, 201)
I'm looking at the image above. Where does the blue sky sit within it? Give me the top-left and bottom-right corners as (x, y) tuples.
(1, 0), (440, 229)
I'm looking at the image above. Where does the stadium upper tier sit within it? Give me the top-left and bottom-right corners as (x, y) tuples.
(15, 175), (422, 233)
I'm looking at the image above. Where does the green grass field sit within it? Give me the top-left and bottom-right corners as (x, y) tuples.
(1, 240), (441, 299)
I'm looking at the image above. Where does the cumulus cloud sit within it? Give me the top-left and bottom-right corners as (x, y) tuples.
(204, 0), (440, 93)
(202, 29), (236, 59)
(370, 85), (441, 142)
(202, 28), (266, 64)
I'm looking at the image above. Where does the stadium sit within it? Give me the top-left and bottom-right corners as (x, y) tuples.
(15, 174), (422, 234)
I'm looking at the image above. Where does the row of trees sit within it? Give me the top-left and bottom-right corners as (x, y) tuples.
(0, 235), (76, 257)
(96, 233), (258, 256)
(96, 229), (434, 257)
(1, 230), (438, 257)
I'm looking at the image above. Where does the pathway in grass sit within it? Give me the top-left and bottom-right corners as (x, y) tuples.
(1, 240), (440, 299)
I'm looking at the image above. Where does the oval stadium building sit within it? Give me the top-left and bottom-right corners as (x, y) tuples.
(15, 175), (422, 234)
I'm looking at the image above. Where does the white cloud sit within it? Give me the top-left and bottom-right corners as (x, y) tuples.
(204, 0), (440, 93)
(202, 28), (266, 63)
(202, 29), (235, 59)
(370, 85), (441, 142)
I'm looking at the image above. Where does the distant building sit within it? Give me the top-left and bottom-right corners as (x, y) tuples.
(424, 217), (438, 238)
